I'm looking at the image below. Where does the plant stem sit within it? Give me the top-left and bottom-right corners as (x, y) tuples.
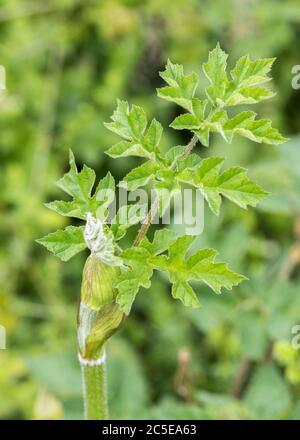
(134, 134), (198, 246)
(180, 133), (199, 160)
(80, 134), (199, 418)
(80, 351), (108, 420)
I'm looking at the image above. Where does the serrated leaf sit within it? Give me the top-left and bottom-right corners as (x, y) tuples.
(170, 99), (208, 131)
(163, 145), (200, 169)
(106, 140), (156, 160)
(103, 100), (131, 139)
(157, 60), (198, 112)
(159, 60), (185, 86)
(205, 110), (228, 135)
(45, 200), (86, 220)
(172, 281), (200, 308)
(56, 150), (95, 201)
(203, 48), (277, 108)
(105, 140), (133, 158)
(46, 152), (115, 221)
(127, 105), (147, 139)
(149, 235), (245, 306)
(163, 146), (200, 170)
(142, 118), (163, 153)
(230, 56), (275, 88)
(226, 86), (275, 106)
(94, 171), (115, 204)
(187, 247), (246, 293)
(105, 101), (162, 160)
(115, 247), (153, 314)
(36, 226), (86, 261)
(170, 114), (200, 130)
(120, 161), (160, 191)
(104, 100), (141, 143)
(177, 156), (269, 215)
(192, 98), (208, 120)
(47, 151), (113, 220)
(223, 111), (288, 145)
(203, 43), (229, 106)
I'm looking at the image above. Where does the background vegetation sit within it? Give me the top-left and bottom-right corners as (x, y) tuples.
(1, 0), (300, 419)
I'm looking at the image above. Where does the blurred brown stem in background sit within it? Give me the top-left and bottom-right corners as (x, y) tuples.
(231, 214), (300, 399)
(174, 347), (193, 402)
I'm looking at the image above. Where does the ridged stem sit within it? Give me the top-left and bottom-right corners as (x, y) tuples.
(80, 351), (108, 420)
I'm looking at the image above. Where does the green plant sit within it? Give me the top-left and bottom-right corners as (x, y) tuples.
(37, 44), (287, 420)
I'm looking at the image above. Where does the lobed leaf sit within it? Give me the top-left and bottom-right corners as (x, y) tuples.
(177, 156), (269, 215)
(149, 235), (246, 306)
(36, 226), (86, 262)
(105, 100), (163, 160)
(46, 151), (115, 221)
(157, 60), (199, 112)
(203, 45), (276, 108)
(56, 150), (95, 202)
(115, 247), (153, 315)
(223, 111), (288, 145)
(230, 56), (275, 88)
(203, 43), (229, 106)
(120, 161), (160, 191)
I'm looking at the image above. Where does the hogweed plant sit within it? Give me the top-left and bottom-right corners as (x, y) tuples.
(37, 45), (287, 420)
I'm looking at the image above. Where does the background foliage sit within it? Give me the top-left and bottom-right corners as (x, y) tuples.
(1, 0), (300, 420)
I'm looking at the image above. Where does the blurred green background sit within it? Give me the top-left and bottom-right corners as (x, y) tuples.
(1, 0), (300, 420)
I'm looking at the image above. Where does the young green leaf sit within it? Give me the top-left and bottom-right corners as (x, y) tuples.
(115, 230), (179, 313)
(95, 171), (115, 201)
(55, 150), (95, 204)
(224, 56), (276, 106)
(45, 199), (86, 220)
(149, 235), (246, 306)
(223, 111), (288, 145)
(157, 60), (198, 112)
(103, 100), (132, 139)
(226, 86), (275, 106)
(36, 226), (86, 261)
(142, 118), (163, 153)
(230, 56), (275, 88)
(46, 152), (115, 221)
(188, 109), (287, 147)
(127, 105), (147, 139)
(177, 156), (269, 215)
(115, 247), (153, 315)
(37, 47), (288, 322)
(120, 161), (160, 191)
(203, 45), (276, 108)
(105, 101), (163, 160)
(170, 113), (200, 130)
(203, 43), (229, 106)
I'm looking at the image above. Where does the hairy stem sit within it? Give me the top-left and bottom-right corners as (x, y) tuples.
(134, 134), (198, 246)
(80, 352), (108, 420)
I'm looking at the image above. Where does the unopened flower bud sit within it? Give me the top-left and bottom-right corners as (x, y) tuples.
(78, 255), (125, 359)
